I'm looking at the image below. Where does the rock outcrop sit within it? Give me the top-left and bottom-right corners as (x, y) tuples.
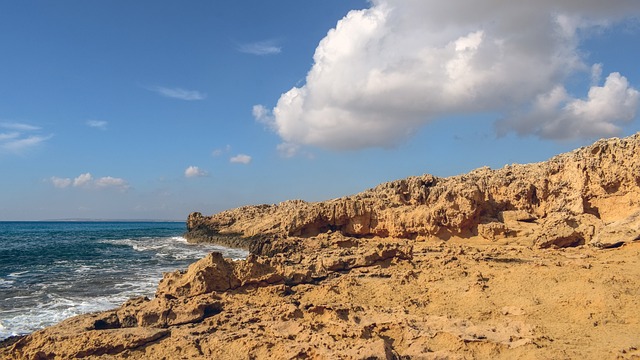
(3, 133), (640, 359)
(3, 237), (417, 359)
(186, 133), (640, 250)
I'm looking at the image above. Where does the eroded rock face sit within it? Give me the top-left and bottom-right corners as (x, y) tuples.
(590, 211), (640, 248)
(187, 133), (640, 249)
(156, 239), (413, 301)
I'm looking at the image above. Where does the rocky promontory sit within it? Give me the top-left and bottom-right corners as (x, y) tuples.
(2, 134), (640, 359)
(186, 133), (640, 251)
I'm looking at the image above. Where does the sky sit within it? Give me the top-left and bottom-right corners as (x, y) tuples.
(1, 0), (639, 221)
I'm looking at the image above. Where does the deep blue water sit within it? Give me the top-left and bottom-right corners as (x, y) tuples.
(0, 221), (247, 340)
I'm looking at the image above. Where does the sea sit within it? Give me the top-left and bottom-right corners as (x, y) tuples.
(0, 221), (248, 340)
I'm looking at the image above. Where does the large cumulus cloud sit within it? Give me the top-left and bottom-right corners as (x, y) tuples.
(257, 0), (640, 151)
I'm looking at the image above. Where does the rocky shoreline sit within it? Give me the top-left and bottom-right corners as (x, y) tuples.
(2, 133), (640, 359)
(185, 133), (640, 253)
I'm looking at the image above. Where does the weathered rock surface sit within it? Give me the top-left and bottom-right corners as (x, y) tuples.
(3, 133), (640, 359)
(4, 237), (640, 359)
(185, 133), (640, 251)
(591, 211), (640, 248)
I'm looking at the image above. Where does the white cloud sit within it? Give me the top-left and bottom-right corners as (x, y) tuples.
(500, 72), (639, 139)
(50, 177), (72, 189)
(0, 122), (51, 154)
(73, 173), (94, 187)
(185, 166), (208, 178)
(86, 120), (108, 130)
(237, 40), (282, 55)
(263, 0), (640, 150)
(147, 86), (207, 101)
(252, 104), (275, 128)
(229, 154), (252, 164)
(50, 173), (130, 191)
(95, 176), (129, 190)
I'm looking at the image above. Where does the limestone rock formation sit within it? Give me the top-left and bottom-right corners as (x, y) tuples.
(186, 133), (640, 250)
(2, 237), (415, 359)
(4, 236), (640, 359)
(590, 211), (640, 248)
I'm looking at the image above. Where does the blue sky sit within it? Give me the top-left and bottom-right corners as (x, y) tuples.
(1, 1), (639, 221)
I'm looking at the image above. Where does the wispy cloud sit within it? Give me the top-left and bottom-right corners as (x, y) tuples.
(229, 154), (252, 164)
(2, 135), (52, 152)
(276, 142), (300, 158)
(50, 172), (130, 191)
(95, 176), (128, 189)
(184, 166), (208, 178)
(86, 120), (108, 130)
(1, 122), (40, 131)
(590, 63), (603, 86)
(0, 122), (51, 154)
(237, 40), (282, 55)
(50, 176), (72, 189)
(212, 144), (231, 157)
(211, 149), (223, 157)
(146, 86), (207, 101)
(0, 132), (20, 141)
(252, 104), (275, 129)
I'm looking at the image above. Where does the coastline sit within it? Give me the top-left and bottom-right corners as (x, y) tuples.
(3, 133), (640, 359)
(0, 222), (247, 343)
(4, 236), (639, 359)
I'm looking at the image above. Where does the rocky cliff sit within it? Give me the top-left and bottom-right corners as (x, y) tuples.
(3, 133), (640, 360)
(186, 133), (640, 251)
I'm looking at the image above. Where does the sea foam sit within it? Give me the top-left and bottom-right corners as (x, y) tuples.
(0, 222), (247, 340)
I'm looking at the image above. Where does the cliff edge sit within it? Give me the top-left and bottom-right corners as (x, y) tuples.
(186, 133), (640, 251)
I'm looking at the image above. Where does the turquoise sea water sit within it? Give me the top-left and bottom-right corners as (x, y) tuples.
(0, 221), (247, 340)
